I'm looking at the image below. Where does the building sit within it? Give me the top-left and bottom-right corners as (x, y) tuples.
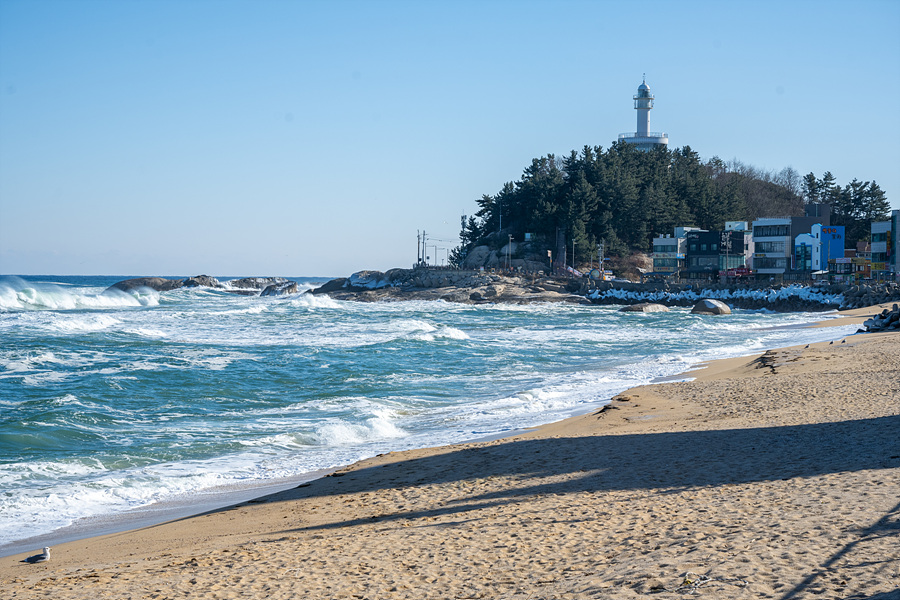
(750, 217), (792, 278)
(751, 204), (833, 280)
(870, 210), (899, 280)
(794, 224), (844, 273)
(618, 76), (668, 151)
(683, 227), (753, 280)
(650, 226), (701, 277)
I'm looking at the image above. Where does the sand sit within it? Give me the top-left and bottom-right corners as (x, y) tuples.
(2, 310), (899, 599)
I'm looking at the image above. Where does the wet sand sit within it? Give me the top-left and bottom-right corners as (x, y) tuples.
(2, 307), (898, 599)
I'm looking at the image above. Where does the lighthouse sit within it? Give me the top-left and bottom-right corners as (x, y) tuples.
(618, 76), (668, 151)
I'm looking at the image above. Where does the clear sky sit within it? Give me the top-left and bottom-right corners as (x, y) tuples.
(1, 0), (898, 276)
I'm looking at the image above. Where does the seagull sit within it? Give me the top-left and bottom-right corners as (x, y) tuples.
(23, 547), (50, 563)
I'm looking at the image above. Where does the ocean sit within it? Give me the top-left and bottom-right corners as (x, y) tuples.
(0, 274), (858, 554)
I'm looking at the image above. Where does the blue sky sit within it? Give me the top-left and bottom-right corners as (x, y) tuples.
(1, 0), (898, 276)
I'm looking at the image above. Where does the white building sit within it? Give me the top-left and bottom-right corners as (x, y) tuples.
(871, 217), (893, 278)
(651, 227), (702, 275)
(618, 76), (668, 151)
(751, 218), (792, 275)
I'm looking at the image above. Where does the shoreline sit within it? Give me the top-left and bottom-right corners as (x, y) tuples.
(2, 304), (898, 598)
(0, 304), (888, 557)
(0, 304), (877, 559)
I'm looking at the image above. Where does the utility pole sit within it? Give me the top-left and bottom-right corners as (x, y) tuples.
(598, 241), (604, 279)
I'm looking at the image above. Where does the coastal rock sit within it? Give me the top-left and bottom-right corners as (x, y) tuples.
(106, 277), (184, 293)
(183, 275), (222, 288)
(619, 303), (670, 313)
(348, 270), (392, 290)
(462, 245), (494, 269)
(261, 281), (300, 296)
(309, 277), (349, 295)
(691, 298), (732, 315)
(228, 277), (290, 290)
(482, 284), (504, 298)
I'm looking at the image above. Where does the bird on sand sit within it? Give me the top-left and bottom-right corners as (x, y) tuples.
(23, 547), (50, 563)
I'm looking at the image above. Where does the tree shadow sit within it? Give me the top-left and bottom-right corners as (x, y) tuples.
(249, 414), (900, 533)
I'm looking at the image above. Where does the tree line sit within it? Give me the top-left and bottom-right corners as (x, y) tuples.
(452, 141), (890, 266)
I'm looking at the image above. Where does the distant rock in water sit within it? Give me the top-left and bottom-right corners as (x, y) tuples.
(106, 277), (185, 292)
(182, 275), (222, 288)
(691, 298), (732, 315)
(227, 277), (291, 290)
(106, 275), (297, 295)
(260, 281), (300, 296)
(619, 303), (669, 313)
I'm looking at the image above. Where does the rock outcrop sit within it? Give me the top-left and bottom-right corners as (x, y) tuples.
(183, 275), (221, 288)
(261, 281), (300, 296)
(228, 277), (291, 290)
(310, 269), (590, 305)
(107, 275), (301, 296)
(106, 277), (185, 292)
(619, 303), (669, 313)
(691, 299), (732, 315)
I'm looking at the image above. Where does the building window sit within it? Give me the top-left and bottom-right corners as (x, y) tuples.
(755, 257), (787, 270)
(754, 225), (790, 237)
(756, 241), (786, 254)
(689, 243), (697, 251)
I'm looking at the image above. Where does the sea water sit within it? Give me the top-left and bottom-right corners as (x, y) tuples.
(0, 275), (858, 551)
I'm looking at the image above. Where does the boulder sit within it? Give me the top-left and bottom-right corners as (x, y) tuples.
(619, 303), (670, 313)
(462, 245), (492, 268)
(347, 270), (391, 290)
(482, 284), (504, 298)
(690, 298), (732, 315)
(182, 275), (221, 288)
(228, 277), (290, 290)
(261, 281), (300, 296)
(106, 277), (184, 293)
(309, 277), (349, 295)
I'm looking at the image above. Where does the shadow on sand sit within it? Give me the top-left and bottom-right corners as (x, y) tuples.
(249, 414), (900, 530)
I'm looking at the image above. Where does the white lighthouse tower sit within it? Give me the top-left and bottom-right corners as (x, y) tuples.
(618, 75), (668, 151)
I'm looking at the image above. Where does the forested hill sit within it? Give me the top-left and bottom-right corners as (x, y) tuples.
(453, 141), (890, 265)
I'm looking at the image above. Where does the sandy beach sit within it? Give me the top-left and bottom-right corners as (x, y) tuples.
(2, 306), (898, 599)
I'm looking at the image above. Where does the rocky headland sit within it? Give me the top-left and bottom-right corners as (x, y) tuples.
(308, 268), (590, 304)
(105, 270), (900, 314)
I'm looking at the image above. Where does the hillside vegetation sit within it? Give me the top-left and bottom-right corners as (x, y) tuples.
(453, 141), (890, 267)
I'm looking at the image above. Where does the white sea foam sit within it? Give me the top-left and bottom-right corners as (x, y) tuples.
(289, 293), (343, 310)
(0, 277), (159, 311)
